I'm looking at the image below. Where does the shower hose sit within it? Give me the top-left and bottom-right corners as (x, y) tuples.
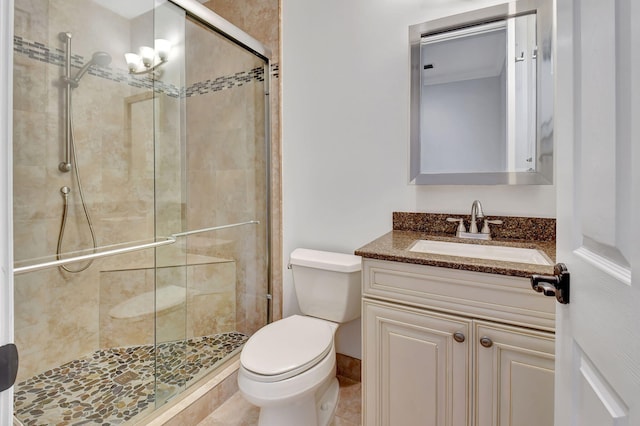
(56, 89), (97, 273)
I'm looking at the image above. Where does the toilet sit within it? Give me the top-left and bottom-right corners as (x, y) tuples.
(237, 248), (362, 426)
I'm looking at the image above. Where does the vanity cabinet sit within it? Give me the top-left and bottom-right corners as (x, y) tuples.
(362, 258), (555, 426)
(474, 320), (554, 426)
(364, 299), (472, 425)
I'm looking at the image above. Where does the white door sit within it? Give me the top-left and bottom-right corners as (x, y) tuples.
(555, 0), (640, 425)
(0, 0), (15, 424)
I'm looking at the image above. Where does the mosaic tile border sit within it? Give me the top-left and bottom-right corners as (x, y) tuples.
(184, 67), (265, 97)
(14, 35), (277, 99)
(14, 332), (247, 426)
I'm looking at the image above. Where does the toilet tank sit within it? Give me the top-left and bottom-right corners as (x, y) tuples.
(289, 248), (362, 323)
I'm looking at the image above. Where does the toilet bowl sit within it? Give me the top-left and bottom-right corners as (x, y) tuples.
(237, 248), (362, 426)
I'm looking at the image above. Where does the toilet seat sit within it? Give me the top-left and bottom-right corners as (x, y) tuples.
(240, 315), (334, 383)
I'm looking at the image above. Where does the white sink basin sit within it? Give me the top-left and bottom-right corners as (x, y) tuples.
(409, 240), (552, 266)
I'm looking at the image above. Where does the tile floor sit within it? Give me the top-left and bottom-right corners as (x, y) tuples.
(198, 375), (362, 426)
(13, 333), (247, 425)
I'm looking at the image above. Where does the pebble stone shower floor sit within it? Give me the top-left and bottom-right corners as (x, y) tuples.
(14, 332), (248, 425)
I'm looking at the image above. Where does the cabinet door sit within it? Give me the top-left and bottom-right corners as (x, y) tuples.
(363, 299), (471, 426)
(474, 320), (554, 426)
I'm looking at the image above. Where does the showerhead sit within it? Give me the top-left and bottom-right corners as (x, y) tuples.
(90, 51), (112, 67)
(71, 51), (112, 86)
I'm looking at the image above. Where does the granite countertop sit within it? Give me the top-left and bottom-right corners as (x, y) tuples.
(354, 212), (556, 278)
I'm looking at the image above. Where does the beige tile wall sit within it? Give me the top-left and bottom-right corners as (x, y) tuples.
(182, 17), (269, 337)
(99, 259), (237, 348)
(13, 0), (151, 381)
(203, 0), (282, 321)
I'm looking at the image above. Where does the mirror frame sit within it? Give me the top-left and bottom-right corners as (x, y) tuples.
(409, 0), (553, 185)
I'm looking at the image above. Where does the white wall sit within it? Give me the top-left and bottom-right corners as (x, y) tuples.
(281, 0), (556, 359)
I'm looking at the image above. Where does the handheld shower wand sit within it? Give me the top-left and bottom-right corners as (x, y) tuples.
(58, 32), (111, 172)
(56, 32), (105, 272)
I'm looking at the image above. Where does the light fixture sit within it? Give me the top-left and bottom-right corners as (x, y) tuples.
(139, 46), (155, 68)
(155, 39), (171, 62)
(125, 39), (171, 75)
(124, 53), (141, 72)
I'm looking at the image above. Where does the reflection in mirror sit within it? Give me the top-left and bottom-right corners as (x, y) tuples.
(409, 1), (553, 185)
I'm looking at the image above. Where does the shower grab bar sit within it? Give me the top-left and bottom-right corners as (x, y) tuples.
(13, 237), (176, 275)
(171, 220), (260, 238)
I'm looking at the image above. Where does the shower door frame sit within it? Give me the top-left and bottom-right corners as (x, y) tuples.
(0, 0), (273, 422)
(170, 0), (272, 59)
(0, 0), (14, 423)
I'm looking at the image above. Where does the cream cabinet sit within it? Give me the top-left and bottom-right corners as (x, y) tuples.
(362, 258), (555, 426)
(474, 320), (554, 426)
(364, 299), (472, 426)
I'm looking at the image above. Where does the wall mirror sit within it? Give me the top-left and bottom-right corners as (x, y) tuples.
(409, 0), (553, 185)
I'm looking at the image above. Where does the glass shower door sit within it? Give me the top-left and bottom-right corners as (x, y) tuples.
(152, 7), (271, 404)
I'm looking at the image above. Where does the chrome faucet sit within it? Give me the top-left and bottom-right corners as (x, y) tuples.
(447, 200), (502, 240)
(469, 200), (485, 234)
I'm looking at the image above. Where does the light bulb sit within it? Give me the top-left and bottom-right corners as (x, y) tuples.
(124, 53), (141, 72)
(139, 46), (155, 68)
(154, 39), (171, 62)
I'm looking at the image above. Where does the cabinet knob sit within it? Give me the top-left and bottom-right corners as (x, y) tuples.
(453, 332), (465, 343)
(479, 336), (493, 348)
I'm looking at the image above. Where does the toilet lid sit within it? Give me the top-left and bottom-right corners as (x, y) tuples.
(241, 315), (334, 380)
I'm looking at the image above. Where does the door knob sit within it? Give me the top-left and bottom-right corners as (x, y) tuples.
(453, 332), (465, 343)
(531, 263), (570, 304)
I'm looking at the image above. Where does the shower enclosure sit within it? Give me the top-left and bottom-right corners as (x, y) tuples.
(11, 0), (270, 423)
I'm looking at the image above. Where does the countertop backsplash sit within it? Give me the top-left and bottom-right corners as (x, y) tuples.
(392, 212), (556, 242)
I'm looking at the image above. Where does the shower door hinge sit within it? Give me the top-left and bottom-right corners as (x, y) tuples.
(0, 343), (18, 392)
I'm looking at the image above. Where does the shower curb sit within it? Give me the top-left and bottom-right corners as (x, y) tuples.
(136, 354), (241, 426)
